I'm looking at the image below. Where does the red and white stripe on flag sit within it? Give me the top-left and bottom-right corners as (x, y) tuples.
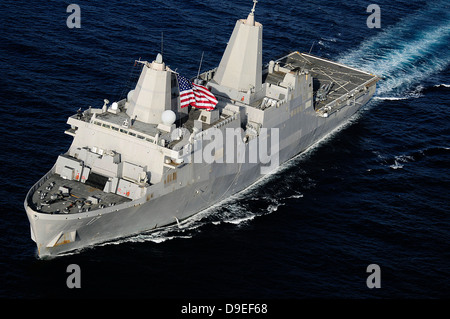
(177, 74), (217, 110)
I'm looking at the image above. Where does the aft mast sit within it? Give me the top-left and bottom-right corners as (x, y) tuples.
(212, 0), (262, 95)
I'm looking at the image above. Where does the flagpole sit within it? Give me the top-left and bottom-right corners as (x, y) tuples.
(161, 31), (164, 56)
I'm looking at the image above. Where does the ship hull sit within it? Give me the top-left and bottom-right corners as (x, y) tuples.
(25, 84), (375, 258)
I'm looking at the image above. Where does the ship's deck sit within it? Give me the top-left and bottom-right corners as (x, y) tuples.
(78, 102), (232, 150)
(267, 52), (377, 110)
(30, 173), (130, 215)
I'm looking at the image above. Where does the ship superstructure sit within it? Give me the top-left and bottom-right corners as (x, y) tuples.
(25, 2), (378, 257)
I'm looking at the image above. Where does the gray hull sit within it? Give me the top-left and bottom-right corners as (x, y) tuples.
(25, 84), (375, 257)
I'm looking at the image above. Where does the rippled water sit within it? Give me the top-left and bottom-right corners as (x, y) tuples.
(0, 0), (449, 299)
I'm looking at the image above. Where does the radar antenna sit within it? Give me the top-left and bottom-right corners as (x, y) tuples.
(161, 31), (164, 57)
(197, 51), (204, 79)
(246, 0), (258, 25)
(251, 0), (258, 14)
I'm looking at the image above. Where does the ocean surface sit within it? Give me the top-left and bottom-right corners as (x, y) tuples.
(0, 0), (449, 301)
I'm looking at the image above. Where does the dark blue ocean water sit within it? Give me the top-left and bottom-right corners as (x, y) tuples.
(0, 0), (449, 302)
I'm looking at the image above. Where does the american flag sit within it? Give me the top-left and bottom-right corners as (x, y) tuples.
(176, 74), (218, 111)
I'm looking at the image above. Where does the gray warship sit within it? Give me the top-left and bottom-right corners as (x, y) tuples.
(25, 2), (378, 257)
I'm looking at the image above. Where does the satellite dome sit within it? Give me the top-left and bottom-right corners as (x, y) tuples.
(161, 110), (176, 125)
